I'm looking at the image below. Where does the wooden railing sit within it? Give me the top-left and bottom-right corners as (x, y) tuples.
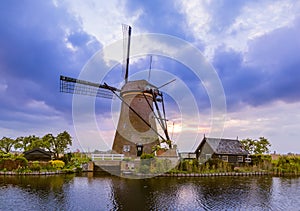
(91, 154), (124, 161)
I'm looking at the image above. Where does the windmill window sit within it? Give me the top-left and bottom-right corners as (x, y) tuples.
(123, 145), (130, 152)
(221, 155), (228, 162)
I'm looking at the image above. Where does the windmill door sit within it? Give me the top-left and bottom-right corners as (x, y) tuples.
(136, 144), (143, 156)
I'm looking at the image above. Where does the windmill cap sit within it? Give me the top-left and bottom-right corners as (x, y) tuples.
(121, 80), (157, 93)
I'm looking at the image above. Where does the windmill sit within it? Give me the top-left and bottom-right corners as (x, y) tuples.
(60, 25), (172, 157)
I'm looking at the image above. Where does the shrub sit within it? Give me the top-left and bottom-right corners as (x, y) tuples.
(140, 153), (154, 160)
(30, 161), (41, 171)
(139, 164), (150, 174)
(273, 155), (300, 175)
(15, 156), (28, 167)
(151, 158), (172, 174)
(0, 153), (13, 158)
(49, 160), (65, 169)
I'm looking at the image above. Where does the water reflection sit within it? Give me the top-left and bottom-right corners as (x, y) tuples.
(0, 174), (299, 210)
(110, 176), (274, 210)
(0, 174), (74, 210)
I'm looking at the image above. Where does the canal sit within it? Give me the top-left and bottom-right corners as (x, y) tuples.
(0, 173), (299, 210)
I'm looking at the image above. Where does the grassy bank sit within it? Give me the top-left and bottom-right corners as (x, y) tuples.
(0, 152), (90, 174)
(168, 154), (300, 176)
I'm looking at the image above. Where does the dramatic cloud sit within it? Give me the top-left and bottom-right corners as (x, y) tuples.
(212, 16), (300, 109)
(178, 0), (300, 58)
(0, 1), (100, 138)
(0, 0), (299, 153)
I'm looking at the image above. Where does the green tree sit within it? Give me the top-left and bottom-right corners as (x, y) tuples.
(49, 131), (72, 159)
(13, 132), (72, 157)
(41, 133), (53, 151)
(27, 135), (42, 150)
(0, 137), (17, 153)
(14, 135), (42, 151)
(241, 137), (271, 154)
(14, 136), (32, 151)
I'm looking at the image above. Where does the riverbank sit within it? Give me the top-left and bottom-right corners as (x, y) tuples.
(2, 169), (300, 178)
(159, 171), (270, 177)
(0, 170), (65, 175)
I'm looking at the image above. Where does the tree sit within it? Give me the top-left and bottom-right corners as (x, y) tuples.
(14, 135), (43, 151)
(49, 131), (72, 159)
(41, 133), (53, 151)
(0, 137), (17, 153)
(14, 136), (32, 151)
(13, 131), (72, 157)
(240, 137), (271, 154)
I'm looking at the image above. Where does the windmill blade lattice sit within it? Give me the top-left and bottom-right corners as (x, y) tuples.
(60, 75), (118, 99)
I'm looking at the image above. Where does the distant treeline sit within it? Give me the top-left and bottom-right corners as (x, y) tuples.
(0, 131), (72, 159)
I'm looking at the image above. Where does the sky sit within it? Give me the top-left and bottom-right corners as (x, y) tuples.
(1, 0), (300, 154)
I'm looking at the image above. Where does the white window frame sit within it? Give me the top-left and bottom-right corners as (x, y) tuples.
(222, 155), (228, 162)
(123, 145), (130, 152)
(237, 156), (243, 162)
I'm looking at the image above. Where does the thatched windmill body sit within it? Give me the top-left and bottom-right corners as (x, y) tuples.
(60, 25), (170, 157)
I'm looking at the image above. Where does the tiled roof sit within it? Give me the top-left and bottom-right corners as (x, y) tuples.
(206, 138), (248, 155)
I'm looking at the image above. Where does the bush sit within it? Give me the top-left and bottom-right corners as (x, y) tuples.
(176, 159), (198, 173)
(273, 155), (300, 175)
(49, 160), (65, 169)
(140, 153), (154, 159)
(151, 158), (172, 174)
(251, 154), (272, 171)
(15, 156), (28, 167)
(139, 164), (150, 174)
(30, 161), (41, 171)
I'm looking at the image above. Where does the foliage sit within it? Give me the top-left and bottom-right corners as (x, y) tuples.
(0, 137), (17, 153)
(0, 152), (91, 173)
(139, 164), (150, 174)
(49, 160), (65, 169)
(16, 136), (28, 151)
(177, 159), (199, 173)
(172, 159), (234, 174)
(0, 152), (13, 159)
(150, 158), (172, 174)
(49, 131), (72, 159)
(202, 158), (234, 172)
(273, 155), (300, 175)
(140, 153), (154, 159)
(138, 154), (155, 174)
(152, 144), (162, 152)
(14, 135), (42, 151)
(61, 153), (90, 171)
(0, 132), (72, 160)
(251, 154), (271, 165)
(29, 161), (41, 171)
(15, 156), (28, 167)
(240, 137), (271, 154)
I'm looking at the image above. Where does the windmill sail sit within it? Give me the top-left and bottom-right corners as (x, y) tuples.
(60, 75), (119, 99)
(122, 24), (131, 84)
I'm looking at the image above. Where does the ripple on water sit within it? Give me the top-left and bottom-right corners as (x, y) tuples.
(0, 175), (299, 210)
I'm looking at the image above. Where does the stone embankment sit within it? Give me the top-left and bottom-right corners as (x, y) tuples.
(0, 171), (64, 175)
(159, 172), (271, 177)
